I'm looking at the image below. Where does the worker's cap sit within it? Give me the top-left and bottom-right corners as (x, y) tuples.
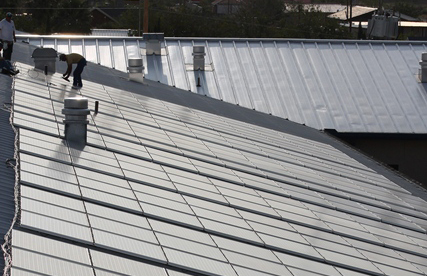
(6, 12), (13, 18)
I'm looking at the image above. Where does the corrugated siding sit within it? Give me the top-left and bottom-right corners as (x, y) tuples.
(18, 35), (427, 134)
(0, 75), (16, 273)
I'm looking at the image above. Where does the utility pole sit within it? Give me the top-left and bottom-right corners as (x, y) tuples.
(349, 0), (353, 33)
(138, 0), (141, 36)
(144, 0), (149, 34)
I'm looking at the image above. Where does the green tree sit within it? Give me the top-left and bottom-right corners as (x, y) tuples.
(119, 0), (352, 39)
(234, 0), (285, 37)
(26, 0), (91, 34)
(389, 1), (425, 19)
(281, 4), (352, 39)
(357, 0), (379, 8)
(1, 0), (26, 20)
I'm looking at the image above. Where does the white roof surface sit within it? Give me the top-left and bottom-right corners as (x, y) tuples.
(1, 41), (427, 276)
(19, 34), (427, 134)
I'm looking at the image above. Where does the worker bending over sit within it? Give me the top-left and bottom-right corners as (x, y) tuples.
(60, 53), (87, 89)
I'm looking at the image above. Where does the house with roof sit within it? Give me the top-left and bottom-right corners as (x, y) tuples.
(351, 20), (427, 40)
(212, 0), (243, 14)
(1, 33), (427, 275)
(285, 4), (347, 14)
(329, 5), (419, 22)
(398, 21), (427, 40)
(328, 5), (424, 38)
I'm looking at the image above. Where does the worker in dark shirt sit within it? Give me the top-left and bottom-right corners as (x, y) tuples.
(0, 42), (19, 76)
(60, 53), (87, 89)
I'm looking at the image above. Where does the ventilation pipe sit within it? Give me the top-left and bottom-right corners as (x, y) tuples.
(420, 53), (427, 83)
(128, 58), (144, 83)
(62, 97), (90, 144)
(143, 33), (164, 55)
(193, 46), (205, 71)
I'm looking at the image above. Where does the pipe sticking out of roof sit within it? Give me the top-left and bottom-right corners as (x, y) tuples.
(62, 97), (90, 144)
(128, 58), (144, 83)
(193, 46), (206, 71)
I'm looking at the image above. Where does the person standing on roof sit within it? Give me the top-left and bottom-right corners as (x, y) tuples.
(60, 53), (87, 89)
(0, 42), (19, 76)
(0, 12), (17, 61)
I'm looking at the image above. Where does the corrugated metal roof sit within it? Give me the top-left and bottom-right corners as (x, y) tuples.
(329, 6), (377, 20)
(19, 34), (427, 134)
(0, 74), (16, 273)
(3, 41), (427, 276)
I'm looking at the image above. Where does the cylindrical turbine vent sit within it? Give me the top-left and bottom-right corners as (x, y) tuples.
(128, 58), (144, 83)
(62, 97), (90, 144)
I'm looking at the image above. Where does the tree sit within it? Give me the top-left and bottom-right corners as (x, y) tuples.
(234, 0), (286, 37)
(389, 1), (425, 19)
(0, 0), (23, 10)
(26, 0), (91, 34)
(281, 4), (352, 39)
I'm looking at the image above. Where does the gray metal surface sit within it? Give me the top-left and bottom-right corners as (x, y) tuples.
(5, 41), (427, 276)
(18, 35), (427, 134)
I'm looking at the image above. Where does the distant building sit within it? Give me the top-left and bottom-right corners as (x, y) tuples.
(283, 0), (311, 3)
(329, 5), (419, 22)
(212, 0), (243, 15)
(329, 6), (378, 22)
(354, 21), (427, 40)
(284, 4), (347, 15)
(399, 21), (427, 40)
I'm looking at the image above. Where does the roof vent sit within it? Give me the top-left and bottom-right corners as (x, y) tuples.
(420, 53), (427, 83)
(31, 48), (57, 73)
(143, 33), (164, 55)
(62, 97), (90, 144)
(193, 46), (206, 71)
(128, 58), (144, 83)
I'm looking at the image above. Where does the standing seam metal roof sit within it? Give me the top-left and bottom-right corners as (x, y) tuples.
(19, 35), (427, 134)
(2, 41), (427, 276)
